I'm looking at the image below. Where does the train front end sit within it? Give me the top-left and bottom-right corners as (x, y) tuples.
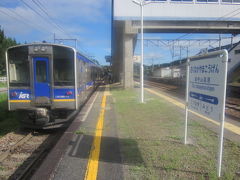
(6, 44), (77, 128)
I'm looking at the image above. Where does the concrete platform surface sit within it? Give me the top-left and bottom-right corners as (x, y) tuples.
(40, 86), (124, 180)
(30, 83), (240, 179)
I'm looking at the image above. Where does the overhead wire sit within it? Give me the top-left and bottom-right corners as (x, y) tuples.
(19, 0), (72, 38)
(166, 6), (240, 60)
(31, 0), (87, 53)
(0, 8), (44, 33)
(171, 6), (240, 42)
(0, 1), (91, 58)
(139, 5), (240, 63)
(0, 3), (52, 34)
(31, 0), (73, 39)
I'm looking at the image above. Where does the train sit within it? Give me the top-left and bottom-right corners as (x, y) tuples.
(6, 43), (102, 129)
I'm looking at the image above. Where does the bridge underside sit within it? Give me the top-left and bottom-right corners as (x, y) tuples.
(112, 20), (240, 88)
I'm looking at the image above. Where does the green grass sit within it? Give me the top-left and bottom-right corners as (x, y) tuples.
(75, 127), (90, 135)
(0, 82), (6, 88)
(75, 126), (96, 136)
(0, 94), (20, 137)
(111, 86), (240, 179)
(0, 165), (4, 171)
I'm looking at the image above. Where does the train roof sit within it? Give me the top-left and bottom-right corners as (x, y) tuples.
(7, 42), (74, 51)
(7, 43), (101, 67)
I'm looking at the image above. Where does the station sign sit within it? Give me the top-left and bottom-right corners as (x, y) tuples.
(187, 50), (228, 121)
(185, 50), (228, 177)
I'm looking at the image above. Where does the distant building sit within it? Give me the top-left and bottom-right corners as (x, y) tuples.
(203, 41), (240, 74)
(133, 56), (141, 63)
(152, 41), (240, 80)
(153, 67), (171, 78)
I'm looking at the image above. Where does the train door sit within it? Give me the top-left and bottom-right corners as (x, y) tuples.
(33, 57), (51, 99)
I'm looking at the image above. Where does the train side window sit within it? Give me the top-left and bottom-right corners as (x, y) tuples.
(36, 61), (47, 82)
(53, 46), (74, 86)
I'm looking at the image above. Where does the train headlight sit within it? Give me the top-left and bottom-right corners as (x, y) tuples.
(41, 46), (46, 52)
(34, 46), (39, 52)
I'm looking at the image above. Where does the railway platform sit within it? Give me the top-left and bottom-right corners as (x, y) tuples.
(29, 83), (240, 179)
(31, 85), (123, 180)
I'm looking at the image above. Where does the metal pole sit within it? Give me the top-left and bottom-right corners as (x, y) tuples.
(219, 34), (221, 50)
(217, 51), (228, 177)
(140, 2), (144, 103)
(184, 58), (190, 145)
(5, 51), (10, 111)
(132, 0), (151, 103)
(217, 115), (225, 177)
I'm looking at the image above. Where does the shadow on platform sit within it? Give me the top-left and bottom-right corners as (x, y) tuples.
(68, 134), (145, 166)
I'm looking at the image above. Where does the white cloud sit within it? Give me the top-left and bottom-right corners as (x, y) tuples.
(0, 0), (111, 41)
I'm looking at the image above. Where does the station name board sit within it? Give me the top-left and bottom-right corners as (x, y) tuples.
(188, 50), (228, 121)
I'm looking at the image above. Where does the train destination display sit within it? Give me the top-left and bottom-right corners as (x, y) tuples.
(185, 50), (228, 177)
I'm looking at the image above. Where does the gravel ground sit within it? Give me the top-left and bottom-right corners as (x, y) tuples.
(0, 131), (50, 180)
(0, 132), (28, 152)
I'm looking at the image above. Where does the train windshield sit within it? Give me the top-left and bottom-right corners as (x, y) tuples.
(53, 46), (74, 86)
(8, 46), (30, 86)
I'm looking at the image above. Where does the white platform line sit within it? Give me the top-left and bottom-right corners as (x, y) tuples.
(66, 134), (78, 154)
(81, 91), (99, 122)
(72, 135), (84, 156)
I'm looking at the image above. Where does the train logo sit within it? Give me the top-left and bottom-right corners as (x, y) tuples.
(18, 92), (30, 99)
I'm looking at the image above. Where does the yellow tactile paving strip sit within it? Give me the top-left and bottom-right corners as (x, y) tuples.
(84, 92), (107, 180)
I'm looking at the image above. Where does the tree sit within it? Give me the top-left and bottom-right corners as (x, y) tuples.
(0, 28), (17, 76)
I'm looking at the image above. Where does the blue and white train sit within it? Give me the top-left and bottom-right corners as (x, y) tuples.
(6, 43), (102, 128)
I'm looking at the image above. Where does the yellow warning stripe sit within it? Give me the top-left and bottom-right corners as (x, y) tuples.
(9, 100), (31, 103)
(10, 99), (76, 103)
(145, 88), (240, 136)
(84, 93), (107, 180)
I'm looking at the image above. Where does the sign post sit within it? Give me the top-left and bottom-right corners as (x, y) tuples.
(185, 50), (228, 177)
(184, 58), (190, 145)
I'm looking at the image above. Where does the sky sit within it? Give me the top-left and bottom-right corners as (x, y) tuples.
(1, 0), (240, 66)
(0, 0), (112, 65)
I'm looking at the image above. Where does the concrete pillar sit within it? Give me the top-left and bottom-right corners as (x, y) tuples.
(123, 21), (138, 88)
(123, 34), (134, 88)
(111, 21), (137, 88)
(112, 21), (124, 83)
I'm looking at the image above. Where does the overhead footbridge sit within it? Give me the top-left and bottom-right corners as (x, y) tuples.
(112, 0), (240, 88)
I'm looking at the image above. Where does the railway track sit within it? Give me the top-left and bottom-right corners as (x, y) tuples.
(143, 79), (240, 120)
(11, 131), (62, 180)
(0, 129), (62, 180)
(0, 105), (80, 179)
